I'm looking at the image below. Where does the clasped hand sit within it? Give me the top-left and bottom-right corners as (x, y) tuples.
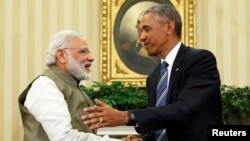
(82, 99), (142, 141)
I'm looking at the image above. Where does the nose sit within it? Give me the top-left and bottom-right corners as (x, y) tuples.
(139, 32), (146, 42)
(87, 54), (94, 62)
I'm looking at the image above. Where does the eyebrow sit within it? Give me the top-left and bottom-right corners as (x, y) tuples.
(140, 25), (151, 31)
(142, 25), (150, 29)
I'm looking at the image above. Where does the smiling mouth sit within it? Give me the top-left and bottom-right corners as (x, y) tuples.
(85, 64), (91, 67)
(84, 63), (91, 71)
(144, 43), (150, 49)
(143, 42), (150, 46)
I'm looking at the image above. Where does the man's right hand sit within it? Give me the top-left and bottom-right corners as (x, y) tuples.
(81, 99), (129, 130)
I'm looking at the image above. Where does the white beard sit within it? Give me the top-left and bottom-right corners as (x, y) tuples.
(66, 54), (91, 80)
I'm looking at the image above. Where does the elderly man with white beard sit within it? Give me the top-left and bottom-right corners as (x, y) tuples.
(18, 30), (139, 141)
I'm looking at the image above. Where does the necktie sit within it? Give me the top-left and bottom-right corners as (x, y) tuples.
(155, 61), (168, 141)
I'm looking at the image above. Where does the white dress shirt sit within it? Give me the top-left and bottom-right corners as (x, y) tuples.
(162, 41), (181, 88)
(24, 76), (121, 141)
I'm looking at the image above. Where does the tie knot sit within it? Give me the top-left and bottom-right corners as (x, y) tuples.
(160, 61), (168, 74)
(161, 61), (168, 69)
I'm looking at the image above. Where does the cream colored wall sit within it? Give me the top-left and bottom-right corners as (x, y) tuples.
(0, 0), (100, 140)
(0, 0), (249, 140)
(196, 0), (250, 86)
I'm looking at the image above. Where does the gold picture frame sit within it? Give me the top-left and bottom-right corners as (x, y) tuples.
(100, 0), (195, 87)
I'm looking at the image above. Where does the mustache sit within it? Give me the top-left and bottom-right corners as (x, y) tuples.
(81, 61), (92, 67)
(82, 61), (92, 66)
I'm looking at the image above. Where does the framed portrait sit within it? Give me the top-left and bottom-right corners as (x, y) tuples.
(100, 0), (195, 87)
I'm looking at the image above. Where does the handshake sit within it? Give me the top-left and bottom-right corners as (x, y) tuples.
(81, 99), (143, 141)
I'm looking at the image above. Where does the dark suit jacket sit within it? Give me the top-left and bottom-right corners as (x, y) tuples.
(133, 44), (224, 141)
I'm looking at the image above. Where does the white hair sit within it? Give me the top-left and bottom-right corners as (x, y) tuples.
(45, 30), (83, 67)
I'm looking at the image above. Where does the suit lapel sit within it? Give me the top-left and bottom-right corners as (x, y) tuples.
(147, 63), (161, 106)
(147, 43), (191, 105)
(167, 44), (188, 102)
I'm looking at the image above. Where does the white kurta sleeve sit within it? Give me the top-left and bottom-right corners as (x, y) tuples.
(24, 76), (121, 141)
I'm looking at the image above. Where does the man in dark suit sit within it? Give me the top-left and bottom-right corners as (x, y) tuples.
(82, 4), (223, 141)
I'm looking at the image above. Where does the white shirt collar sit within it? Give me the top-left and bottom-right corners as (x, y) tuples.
(159, 42), (181, 88)
(161, 41), (181, 67)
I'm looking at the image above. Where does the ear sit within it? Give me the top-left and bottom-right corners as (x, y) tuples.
(165, 20), (175, 35)
(56, 49), (67, 64)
